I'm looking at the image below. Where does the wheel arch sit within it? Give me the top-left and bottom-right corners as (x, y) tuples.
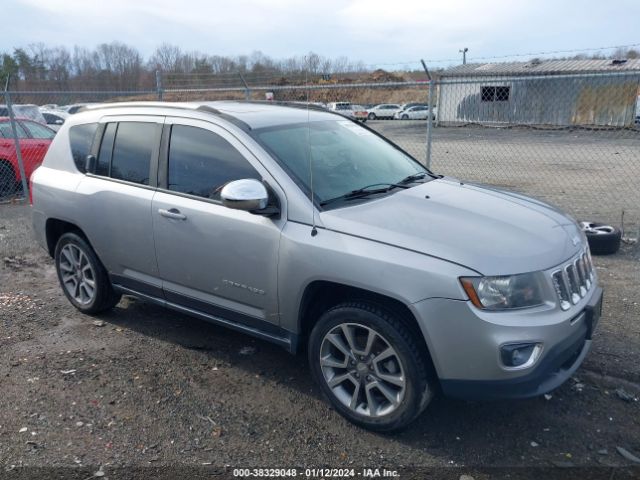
(297, 280), (437, 378)
(45, 218), (89, 258)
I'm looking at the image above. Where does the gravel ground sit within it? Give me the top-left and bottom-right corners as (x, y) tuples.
(1, 197), (639, 478)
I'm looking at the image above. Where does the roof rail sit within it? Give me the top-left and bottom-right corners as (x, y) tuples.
(195, 105), (252, 131)
(235, 100), (331, 113)
(76, 101), (252, 131)
(77, 102), (189, 114)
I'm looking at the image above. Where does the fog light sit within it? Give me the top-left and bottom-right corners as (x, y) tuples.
(500, 343), (542, 369)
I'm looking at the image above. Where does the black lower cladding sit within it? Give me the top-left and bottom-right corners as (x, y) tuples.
(441, 287), (603, 401)
(110, 274), (297, 350)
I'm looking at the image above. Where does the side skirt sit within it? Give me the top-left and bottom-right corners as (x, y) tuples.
(112, 283), (297, 353)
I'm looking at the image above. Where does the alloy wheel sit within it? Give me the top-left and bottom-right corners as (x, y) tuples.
(319, 323), (406, 417)
(59, 244), (97, 305)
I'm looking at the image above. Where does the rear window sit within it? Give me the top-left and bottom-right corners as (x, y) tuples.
(69, 123), (99, 172)
(22, 120), (55, 140)
(109, 122), (157, 185)
(0, 120), (29, 139)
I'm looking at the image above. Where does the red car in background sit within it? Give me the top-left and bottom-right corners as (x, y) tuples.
(0, 118), (55, 196)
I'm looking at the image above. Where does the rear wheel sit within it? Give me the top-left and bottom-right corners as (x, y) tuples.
(309, 302), (433, 431)
(368, 113), (376, 120)
(401, 114), (409, 120)
(0, 161), (17, 198)
(54, 232), (121, 314)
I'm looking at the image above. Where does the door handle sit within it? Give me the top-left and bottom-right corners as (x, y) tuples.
(158, 208), (186, 220)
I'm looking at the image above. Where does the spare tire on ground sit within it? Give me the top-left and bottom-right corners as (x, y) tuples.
(580, 222), (622, 255)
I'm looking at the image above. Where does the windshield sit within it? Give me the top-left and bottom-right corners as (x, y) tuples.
(253, 120), (428, 207)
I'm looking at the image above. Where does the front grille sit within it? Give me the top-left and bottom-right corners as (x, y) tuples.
(551, 248), (594, 311)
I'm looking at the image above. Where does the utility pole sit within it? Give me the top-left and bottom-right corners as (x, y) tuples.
(459, 47), (469, 65)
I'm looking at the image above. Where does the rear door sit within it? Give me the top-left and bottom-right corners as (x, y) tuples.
(75, 116), (164, 296)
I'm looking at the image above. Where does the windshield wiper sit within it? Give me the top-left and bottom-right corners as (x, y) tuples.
(320, 183), (409, 207)
(398, 172), (429, 184)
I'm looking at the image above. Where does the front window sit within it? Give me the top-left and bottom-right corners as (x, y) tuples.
(253, 120), (428, 208)
(167, 125), (260, 200)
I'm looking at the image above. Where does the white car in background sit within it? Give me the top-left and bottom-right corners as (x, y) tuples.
(326, 102), (352, 113)
(0, 104), (47, 124)
(327, 102), (368, 122)
(40, 109), (69, 131)
(348, 105), (368, 122)
(59, 103), (98, 114)
(367, 104), (402, 120)
(394, 105), (437, 120)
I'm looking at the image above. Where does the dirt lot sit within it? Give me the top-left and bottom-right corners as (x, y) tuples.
(1, 202), (639, 479)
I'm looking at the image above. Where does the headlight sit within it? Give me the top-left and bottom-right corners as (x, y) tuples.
(460, 273), (547, 310)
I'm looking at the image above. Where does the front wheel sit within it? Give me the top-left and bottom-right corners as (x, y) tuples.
(309, 302), (433, 431)
(401, 114), (409, 120)
(367, 113), (376, 120)
(55, 232), (121, 314)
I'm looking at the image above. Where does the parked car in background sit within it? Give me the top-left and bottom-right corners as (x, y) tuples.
(349, 105), (368, 122)
(399, 102), (427, 112)
(40, 109), (69, 131)
(59, 103), (97, 114)
(394, 105), (437, 120)
(0, 104), (47, 124)
(0, 117), (55, 195)
(327, 102), (352, 113)
(327, 102), (368, 122)
(367, 104), (402, 120)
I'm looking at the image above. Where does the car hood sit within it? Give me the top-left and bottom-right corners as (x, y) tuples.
(320, 178), (584, 275)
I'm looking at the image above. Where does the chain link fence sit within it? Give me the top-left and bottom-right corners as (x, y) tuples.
(1, 70), (639, 238)
(431, 71), (640, 237)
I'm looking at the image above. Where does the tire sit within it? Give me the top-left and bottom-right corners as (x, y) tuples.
(308, 302), (434, 432)
(401, 114), (409, 120)
(0, 160), (18, 198)
(581, 222), (622, 255)
(368, 113), (376, 120)
(54, 232), (121, 314)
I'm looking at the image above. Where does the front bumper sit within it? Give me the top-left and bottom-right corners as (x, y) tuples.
(411, 286), (603, 400)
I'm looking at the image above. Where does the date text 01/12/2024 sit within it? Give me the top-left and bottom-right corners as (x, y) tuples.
(232, 468), (400, 477)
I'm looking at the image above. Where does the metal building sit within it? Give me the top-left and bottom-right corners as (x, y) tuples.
(437, 59), (640, 127)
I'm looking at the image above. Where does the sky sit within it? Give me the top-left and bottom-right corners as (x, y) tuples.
(3, 0), (640, 68)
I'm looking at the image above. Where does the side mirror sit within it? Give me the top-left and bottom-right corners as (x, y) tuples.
(55, 119), (64, 125)
(220, 179), (269, 212)
(85, 154), (96, 173)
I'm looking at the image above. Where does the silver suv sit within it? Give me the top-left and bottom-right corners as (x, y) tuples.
(31, 101), (603, 431)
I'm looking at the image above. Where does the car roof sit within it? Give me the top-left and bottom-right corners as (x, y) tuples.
(81, 101), (339, 130)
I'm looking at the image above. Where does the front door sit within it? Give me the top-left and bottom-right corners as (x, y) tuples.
(152, 118), (285, 326)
